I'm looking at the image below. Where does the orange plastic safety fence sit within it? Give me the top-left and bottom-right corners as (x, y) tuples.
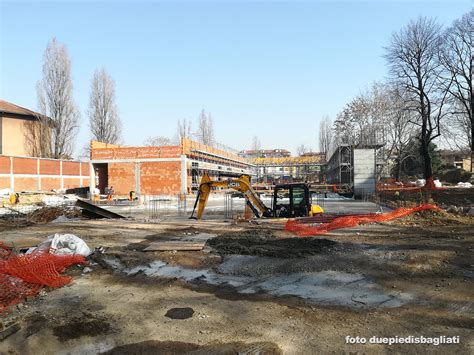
(285, 204), (441, 237)
(0, 245), (86, 312)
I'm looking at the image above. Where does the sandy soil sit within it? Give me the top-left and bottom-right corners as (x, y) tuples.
(0, 213), (473, 354)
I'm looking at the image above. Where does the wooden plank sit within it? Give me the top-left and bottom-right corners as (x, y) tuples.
(143, 242), (205, 251)
(0, 323), (21, 341)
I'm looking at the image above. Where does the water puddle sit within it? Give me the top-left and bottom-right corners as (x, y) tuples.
(104, 255), (412, 308)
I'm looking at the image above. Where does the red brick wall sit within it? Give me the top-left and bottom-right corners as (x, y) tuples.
(62, 161), (81, 175)
(41, 177), (62, 191)
(0, 177), (10, 189)
(140, 161), (181, 195)
(63, 178), (81, 189)
(14, 177), (38, 191)
(81, 163), (90, 176)
(0, 156), (10, 173)
(108, 163), (136, 195)
(91, 146), (181, 160)
(12, 157), (37, 174)
(0, 156), (89, 192)
(40, 160), (60, 175)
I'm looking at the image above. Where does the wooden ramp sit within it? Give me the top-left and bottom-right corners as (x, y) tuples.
(75, 199), (126, 219)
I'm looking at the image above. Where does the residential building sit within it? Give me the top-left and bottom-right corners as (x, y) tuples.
(0, 100), (53, 157)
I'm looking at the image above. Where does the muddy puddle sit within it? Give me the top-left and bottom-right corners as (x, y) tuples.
(102, 255), (412, 308)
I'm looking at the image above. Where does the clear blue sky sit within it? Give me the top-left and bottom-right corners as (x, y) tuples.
(1, 0), (472, 157)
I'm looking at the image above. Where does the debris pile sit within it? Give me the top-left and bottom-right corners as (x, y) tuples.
(388, 208), (473, 227)
(27, 206), (82, 224)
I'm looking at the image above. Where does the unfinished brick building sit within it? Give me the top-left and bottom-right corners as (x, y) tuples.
(90, 138), (254, 196)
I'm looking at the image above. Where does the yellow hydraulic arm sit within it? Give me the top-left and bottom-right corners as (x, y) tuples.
(190, 173), (272, 219)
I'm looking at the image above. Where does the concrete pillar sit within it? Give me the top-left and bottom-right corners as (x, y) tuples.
(135, 162), (141, 196)
(180, 155), (187, 194)
(89, 162), (95, 195)
(79, 162), (83, 187)
(37, 158), (41, 190)
(9, 156), (13, 192)
(60, 160), (64, 189)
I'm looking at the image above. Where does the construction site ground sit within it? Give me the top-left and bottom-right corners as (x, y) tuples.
(0, 202), (473, 354)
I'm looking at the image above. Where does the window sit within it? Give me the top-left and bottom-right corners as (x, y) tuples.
(292, 187), (305, 206)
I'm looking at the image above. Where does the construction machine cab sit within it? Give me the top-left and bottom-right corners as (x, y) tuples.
(272, 183), (312, 218)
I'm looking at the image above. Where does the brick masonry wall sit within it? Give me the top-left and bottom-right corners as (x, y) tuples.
(63, 178), (81, 189)
(14, 177), (38, 191)
(81, 163), (90, 176)
(12, 157), (37, 174)
(0, 177), (10, 188)
(108, 163), (136, 195)
(140, 161), (181, 195)
(40, 160), (60, 175)
(41, 177), (62, 191)
(0, 157), (10, 173)
(62, 161), (81, 175)
(0, 155), (89, 192)
(92, 145), (182, 160)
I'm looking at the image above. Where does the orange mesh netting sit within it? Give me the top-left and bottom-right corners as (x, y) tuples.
(0, 244), (86, 312)
(285, 204), (440, 237)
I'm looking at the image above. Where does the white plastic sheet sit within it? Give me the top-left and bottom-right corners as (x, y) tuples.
(37, 233), (91, 256)
(415, 179), (426, 187)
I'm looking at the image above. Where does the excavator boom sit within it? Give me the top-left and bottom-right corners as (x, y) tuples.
(190, 173), (271, 219)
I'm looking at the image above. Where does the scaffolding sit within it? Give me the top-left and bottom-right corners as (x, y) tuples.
(326, 144), (353, 186)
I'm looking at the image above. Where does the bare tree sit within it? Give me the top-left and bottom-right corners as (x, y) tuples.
(176, 118), (192, 143)
(333, 108), (358, 146)
(24, 114), (52, 158)
(37, 37), (79, 159)
(386, 86), (416, 179)
(144, 136), (173, 146)
(88, 68), (122, 144)
(439, 10), (473, 172)
(196, 109), (215, 146)
(296, 144), (309, 156)
(251, 136), (261, 151)
(318, 116), (333, 159)
(385, 17), (449, 180)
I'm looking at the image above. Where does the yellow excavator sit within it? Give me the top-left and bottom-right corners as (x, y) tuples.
(190, 173), (324, 219)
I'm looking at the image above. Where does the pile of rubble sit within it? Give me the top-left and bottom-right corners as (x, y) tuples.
(27, 207), (82, 224)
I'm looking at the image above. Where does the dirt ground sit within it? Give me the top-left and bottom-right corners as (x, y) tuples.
(0, 211), (473, 354)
